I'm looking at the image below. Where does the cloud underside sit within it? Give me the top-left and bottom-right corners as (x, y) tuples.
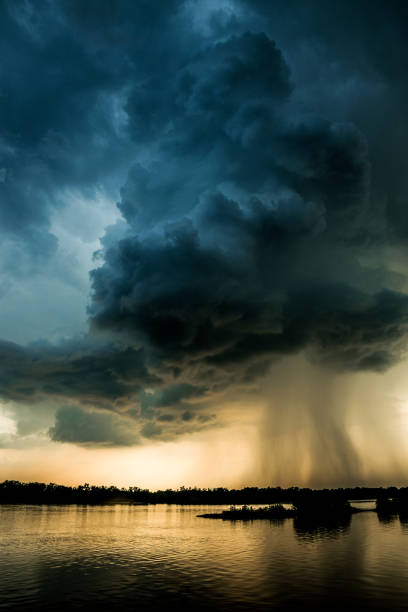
(1, 1), (408, 446)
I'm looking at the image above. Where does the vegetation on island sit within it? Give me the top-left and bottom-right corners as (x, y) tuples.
(197, 490), (362, 520)
(198, 504), (296, 519)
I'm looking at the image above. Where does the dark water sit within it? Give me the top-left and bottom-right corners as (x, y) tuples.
(1, 502), (408, 611)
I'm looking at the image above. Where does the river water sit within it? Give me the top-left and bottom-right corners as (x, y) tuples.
(1, 502), (407, 611)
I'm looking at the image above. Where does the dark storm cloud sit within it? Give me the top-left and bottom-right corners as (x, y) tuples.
(49, 405), (139, 446)
(0, 2), (110, 267)
(237, 0), (408, 241)
(140, 384), (207, 413)
(0, 339), (156, 408)
(3, 0), (408, 447)
(0, 0), (192, 275)
(0, 337), (215, 443)
(118, 31), (293, 231)
(89, 20), (403, 389)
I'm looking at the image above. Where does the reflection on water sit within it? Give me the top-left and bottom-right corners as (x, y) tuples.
(2, 504), (408, 610)
(399, 514), (408, 532)
(293, 514), (351, 540)
(377, 512), (399, 525)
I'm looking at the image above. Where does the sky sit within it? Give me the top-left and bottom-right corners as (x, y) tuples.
(1, 0), (408, 489)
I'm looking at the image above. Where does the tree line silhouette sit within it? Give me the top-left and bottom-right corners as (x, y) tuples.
(0, 480), (407, 506)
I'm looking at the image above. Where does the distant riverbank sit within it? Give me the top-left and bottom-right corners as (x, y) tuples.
(1, 480), (407, 508)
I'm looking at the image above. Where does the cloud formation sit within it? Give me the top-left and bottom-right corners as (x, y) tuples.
(49, 405), (139, 446)
(2, 0), (408, 449)
(89, 20), (408, 384)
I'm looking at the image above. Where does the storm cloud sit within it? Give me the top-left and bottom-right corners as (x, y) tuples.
(49, 405), (139, 446)
(89, 14), (408, 384)
(2, 0), (408, 452)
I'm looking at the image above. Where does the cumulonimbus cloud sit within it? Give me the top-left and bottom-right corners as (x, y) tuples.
(1, 1), (408, 447)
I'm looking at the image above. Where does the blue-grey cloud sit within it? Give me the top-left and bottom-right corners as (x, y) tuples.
(2, 0), (408, 447)
(89, 23), (402, 385)
(0, 0), (194, 279)
(0, 339), (156, 407)
(49, 405), (139, 446)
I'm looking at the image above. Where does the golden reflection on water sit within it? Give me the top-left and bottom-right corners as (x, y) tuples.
(2, 505), (408, 611)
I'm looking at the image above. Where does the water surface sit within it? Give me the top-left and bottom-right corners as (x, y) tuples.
(1, 503), (407, 610)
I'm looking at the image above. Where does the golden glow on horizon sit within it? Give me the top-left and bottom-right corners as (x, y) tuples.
(0, 424), (259, 489)
(3, 355), (408, 489)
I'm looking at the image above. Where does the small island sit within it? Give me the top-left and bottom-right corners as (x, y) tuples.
(198, 490), (373, 521)
(198, 504), (296, 520)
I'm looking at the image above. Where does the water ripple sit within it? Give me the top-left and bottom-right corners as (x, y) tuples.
(1, 505), (407, 610)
